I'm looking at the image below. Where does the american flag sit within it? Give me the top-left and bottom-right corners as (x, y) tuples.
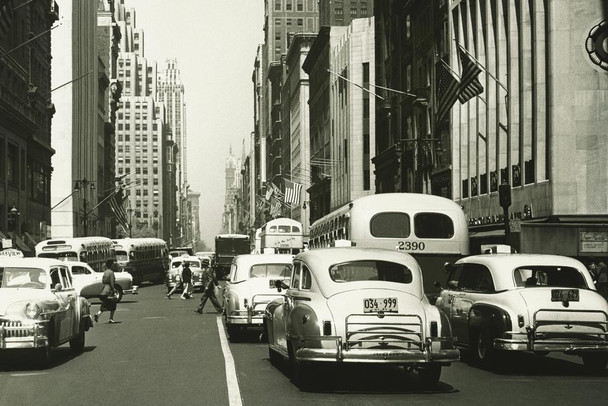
(108, 192), (130, 233)
(0, 0), (14, 38)
(283, 179), (302, 205)
(457, 45), (484, 103)
(435, 60), (460, 122)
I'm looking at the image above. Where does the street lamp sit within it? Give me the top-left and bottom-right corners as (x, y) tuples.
(74, 178), (95, 236)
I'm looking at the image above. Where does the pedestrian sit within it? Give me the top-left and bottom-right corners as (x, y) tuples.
(166, 263), (184, 299)
(194, 265), (223, 314)
(595, 260), (608, 300)
(180, 262), (192, 300)
(94, 259), (119, 324)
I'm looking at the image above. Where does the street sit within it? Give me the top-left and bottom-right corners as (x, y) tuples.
(0, 283), (606, 406)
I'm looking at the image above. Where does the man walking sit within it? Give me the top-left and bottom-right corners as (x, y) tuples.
(194, 265), (223, 314)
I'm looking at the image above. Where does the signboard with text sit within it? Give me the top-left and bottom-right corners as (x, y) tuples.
(580, 231), (608, 253)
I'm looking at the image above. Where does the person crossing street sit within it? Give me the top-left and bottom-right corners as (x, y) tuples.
(194, 265), (223, 314)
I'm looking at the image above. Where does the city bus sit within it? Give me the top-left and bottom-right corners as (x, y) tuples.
(260, 217), (304, 254)
(35, 236), (115, 272)
(112, 238), (169, 285)
(215, 234), (251, 278)
(308, 193), (469, 300)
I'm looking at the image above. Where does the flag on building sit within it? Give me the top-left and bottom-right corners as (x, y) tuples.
(283, 179), (302, 205)
(435, 59), (460, 122)
(272, 182), (284, 199)
(269, 198), (282, 218)
(265, 185), (273, 200)
(108, 192), (130, 232)
(0, 0), (14, 38)
(457, 45), (484, 103)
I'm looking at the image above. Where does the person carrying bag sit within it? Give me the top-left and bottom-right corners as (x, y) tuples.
(94, 259), (119, 324)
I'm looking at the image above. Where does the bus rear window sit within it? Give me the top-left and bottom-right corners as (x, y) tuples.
(370, 213), (410, 238)
(414, 213), (454, 238)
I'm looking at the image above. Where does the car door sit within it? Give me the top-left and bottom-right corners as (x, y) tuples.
(450, 263), (489, 344)
(55, 266), (78, 341)
(285, 262), (316, 340)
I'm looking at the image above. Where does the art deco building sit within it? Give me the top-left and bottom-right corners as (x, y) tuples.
(1, 0), (58, 251)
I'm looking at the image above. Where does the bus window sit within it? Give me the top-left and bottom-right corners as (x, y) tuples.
(370, 212), (410, 238)
(414, 213), (455, 238)
(278, 225), (290, 233)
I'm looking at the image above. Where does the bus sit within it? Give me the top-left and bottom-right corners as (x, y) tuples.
(35, 236), (115, 272)
(112, 238), (169, 285)
(260, 217), (304, 254)
(215, 234), (251, 278)
(308, 193), (469, 300)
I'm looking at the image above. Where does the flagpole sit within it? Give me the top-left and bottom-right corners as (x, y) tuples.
(0, 22), (62, 60)
(454, 40), (508, 92)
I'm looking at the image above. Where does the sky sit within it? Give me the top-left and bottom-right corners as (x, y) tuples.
(126, 0), (264, 247)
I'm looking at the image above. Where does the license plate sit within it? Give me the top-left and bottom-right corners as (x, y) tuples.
(363, 297), (398, 313)
(551, 289), (579, 302)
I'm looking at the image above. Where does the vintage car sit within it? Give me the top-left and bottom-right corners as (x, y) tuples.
(265, 248), (459, 389)
(435, 253), (608, 372)
(224, 254), (293, 340)
(0, 257), (94, 367)
(166, 256), (201, 293)
(67, 261), (137, 302)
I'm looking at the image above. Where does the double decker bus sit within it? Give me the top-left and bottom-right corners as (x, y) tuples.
(260, 217), (304, 254)
(215, 234), (251, 278)
(112, 238), (169, 285)
(35, 237), (115, 272)
(309, 193), (469, 300)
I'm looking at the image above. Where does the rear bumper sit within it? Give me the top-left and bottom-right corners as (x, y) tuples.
(226, 312), (264, 326)
(292, 336), (459, 365)
(495, 337), (608, 353)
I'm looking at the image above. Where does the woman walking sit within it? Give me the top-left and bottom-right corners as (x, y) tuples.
(94, 259), (119, 324)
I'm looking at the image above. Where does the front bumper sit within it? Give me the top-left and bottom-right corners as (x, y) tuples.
(0, 321), (49, 350)
(292, 336), (459, 364)
(123, 286), (139, 295)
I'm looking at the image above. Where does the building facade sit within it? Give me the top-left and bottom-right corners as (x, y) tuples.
(0, 0), (58, 251)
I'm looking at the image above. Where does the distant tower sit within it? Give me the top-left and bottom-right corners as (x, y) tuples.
(221, 146), (241, 234)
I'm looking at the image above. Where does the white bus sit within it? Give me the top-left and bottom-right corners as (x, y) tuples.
(260, 218), (304, 254)
(112, 238), (169, 285)
(35, 237), (115, 272)
(309, 193), (469, 300)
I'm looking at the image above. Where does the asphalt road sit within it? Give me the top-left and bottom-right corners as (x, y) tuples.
(0, 283), (606, 406)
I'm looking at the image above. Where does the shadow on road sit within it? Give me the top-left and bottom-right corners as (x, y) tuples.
(0, 345), (97, 372)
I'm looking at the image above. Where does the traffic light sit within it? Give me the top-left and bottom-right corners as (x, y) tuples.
(498, 183), (511, 208)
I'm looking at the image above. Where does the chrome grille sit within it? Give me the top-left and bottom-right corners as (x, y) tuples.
(0, 320), (32, 338)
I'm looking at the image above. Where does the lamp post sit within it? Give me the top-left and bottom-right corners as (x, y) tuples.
(74, 178), (95, 237)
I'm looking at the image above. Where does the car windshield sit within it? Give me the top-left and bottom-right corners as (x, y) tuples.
(249, 264), (292, 279)
(513, 266), (588, 288)
(0, 267), (48, 289)
(329, 260), (413, 284)
(115, 251), (128, 262)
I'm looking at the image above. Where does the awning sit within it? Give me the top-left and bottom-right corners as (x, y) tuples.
(24, 232), (40, 246)
(14, 236), (32, 252)
(469, 229), (505, 238)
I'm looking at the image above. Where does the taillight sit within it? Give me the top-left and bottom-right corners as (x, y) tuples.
(323, 320), (332, 335)
(518, 315), (525, 328)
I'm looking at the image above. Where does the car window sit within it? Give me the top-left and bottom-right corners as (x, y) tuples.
(458, 264), (481, 291)
(172, 261), (182, 268)
(329, 260), (413, 284)
(513, 266), (587, 288)
(445, 264), (462, 290)
(0, 267), (48, 288)
(60, 267), (73, 288)
(71, 266), (87, 275)
(291, 262), (301, 289)
(301, 266), (312, 290)
(50, 268), (61, 287)
(249, 263), (292, 279)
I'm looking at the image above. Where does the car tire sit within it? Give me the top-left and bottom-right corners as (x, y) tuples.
(114, 285), (124, 303)
(582, 353), (608, 374)
(69, 326), (86, 354)
(288, 340), (312, 390)
(226, 324), (241, 342)
(36, 346), (52, 369)
(418, 365), (442, 390)
(473, 328), (495, 365)
(268, 347), (281, 366)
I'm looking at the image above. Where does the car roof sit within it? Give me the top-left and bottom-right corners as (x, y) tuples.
(0, 257), (67, 268)
(455, 253), (594, 290)
(294, 248), (423, 298)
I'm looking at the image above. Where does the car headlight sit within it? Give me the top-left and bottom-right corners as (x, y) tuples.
(25, 303), (42, 319)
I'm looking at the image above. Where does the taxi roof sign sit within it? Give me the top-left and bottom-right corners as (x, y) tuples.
(0, 248), (24, 258)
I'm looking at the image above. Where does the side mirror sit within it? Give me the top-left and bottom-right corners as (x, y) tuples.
(273, 279), (289, 293)
(54, 283), (63, 292)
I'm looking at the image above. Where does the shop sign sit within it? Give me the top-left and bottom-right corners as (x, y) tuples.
(580, 231), (608, 253)
(0, 248), (23, 257)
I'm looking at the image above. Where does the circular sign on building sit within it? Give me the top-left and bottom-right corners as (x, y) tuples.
(584, 19), (608, 73)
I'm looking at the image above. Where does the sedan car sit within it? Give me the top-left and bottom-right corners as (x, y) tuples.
(265, 248), (459, 389)
(166, 256), (201, 293)
(435, 253), (608, 372)
(0, 257), (94, 367)
(67, 261), (136, 302)
(223, 254), (293, 340)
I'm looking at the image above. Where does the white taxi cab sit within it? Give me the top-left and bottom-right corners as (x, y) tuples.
(0, 257), (94, 367)
(224, 254), (292, 340)
(265, 248), (459, 389)
(435, 253), (608, 372)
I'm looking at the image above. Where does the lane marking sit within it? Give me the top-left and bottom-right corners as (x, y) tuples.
(142, 316), (167, 319)
(216, 316), (243, 406)
(10, 372), (48, 377)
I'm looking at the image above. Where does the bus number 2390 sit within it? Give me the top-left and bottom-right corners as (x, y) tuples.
(397, 241), (426, 251)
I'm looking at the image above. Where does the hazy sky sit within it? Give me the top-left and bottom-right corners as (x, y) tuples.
(126, 0), (264, 247)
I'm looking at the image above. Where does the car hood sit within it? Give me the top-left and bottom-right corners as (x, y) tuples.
(327, 288), (426, 338)
(0, 289), (53, 315)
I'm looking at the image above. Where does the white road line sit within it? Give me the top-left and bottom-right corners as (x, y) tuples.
(10, 372), (48, 377)
(216, 315), (243, 406)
